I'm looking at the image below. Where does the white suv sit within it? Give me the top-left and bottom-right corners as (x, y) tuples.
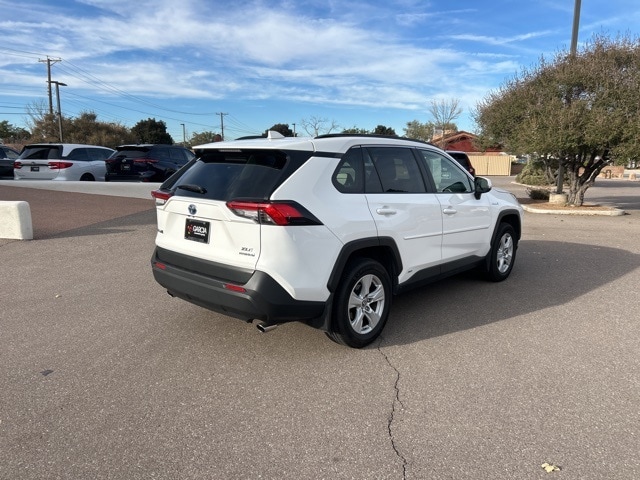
(151, 133), (523, 347)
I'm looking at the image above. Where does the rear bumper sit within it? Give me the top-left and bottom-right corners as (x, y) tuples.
(151, 248), (327, 326)
(106, 171), (158, 182)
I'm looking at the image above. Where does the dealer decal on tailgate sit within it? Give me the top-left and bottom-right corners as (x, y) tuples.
(185, 218), (210, 243)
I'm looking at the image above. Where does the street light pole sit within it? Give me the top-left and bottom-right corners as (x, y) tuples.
(50, 80), (67, 142)
(180, 123), (186, 145)
(570, 0), (581, 56)
(557, 0), (581, 194)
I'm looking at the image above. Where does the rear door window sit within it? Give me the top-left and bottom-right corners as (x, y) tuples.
(365, 146), (426, 193)
(87, 148), (112, 160)
(66, 148), (89, 161)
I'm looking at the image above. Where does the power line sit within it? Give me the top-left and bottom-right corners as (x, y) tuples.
(57, 60), (217, 116)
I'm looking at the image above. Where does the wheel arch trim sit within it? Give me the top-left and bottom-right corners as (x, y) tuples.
(326, 237), (402, 293)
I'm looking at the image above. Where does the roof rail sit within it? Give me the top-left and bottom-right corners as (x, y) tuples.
(314, 133), (400, 140)
(313, 133), (436, 147)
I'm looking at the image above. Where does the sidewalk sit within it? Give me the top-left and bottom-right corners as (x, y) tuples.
(0, 183), (156, 241)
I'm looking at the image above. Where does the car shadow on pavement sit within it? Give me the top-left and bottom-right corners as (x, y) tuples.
(45, 209), (157, 239)
(379, 239), (640, 347)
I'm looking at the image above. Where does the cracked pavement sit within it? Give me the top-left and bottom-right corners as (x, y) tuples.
(1, 178), (639, 479)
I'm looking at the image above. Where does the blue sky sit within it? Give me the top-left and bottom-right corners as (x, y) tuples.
(1, 0), (639, 141)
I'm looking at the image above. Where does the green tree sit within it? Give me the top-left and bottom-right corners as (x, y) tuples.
(131, 118), (174, 144)
(26, 100), (58, 142)
(190, 131), (222, 146)
(63, 112), (134, 148)
(0, 120), (30, 143)
(403, 120), (457, 142)
(474, 33), (640, 206)
(372, 125), (396, 136)
(265, 124), (294, 137)
(341, 126), (370, 134)
(403, 120), (432, 141)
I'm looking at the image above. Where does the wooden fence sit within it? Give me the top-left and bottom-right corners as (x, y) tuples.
(467, 155), (515, 176)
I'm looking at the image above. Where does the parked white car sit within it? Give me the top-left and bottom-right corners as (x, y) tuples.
(151, 133), (524, 347)
(14, 143), (115, 181)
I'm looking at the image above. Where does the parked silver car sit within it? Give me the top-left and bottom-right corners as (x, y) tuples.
(13, 143), (115, 181)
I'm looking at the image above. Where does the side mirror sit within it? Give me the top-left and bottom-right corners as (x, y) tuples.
(474, 176), (492, 199)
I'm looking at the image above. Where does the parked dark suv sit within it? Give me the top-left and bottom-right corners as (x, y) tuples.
(0, 144), (20, 177)
(446, 150), (476, 176)
(105, 144), (195, 182)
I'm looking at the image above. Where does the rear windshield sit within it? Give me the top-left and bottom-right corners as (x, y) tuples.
(19, 146), (62, 160)
(167, 149), (297, 201)
(109, 148), (151, 159)
(448, 152), (470, 166)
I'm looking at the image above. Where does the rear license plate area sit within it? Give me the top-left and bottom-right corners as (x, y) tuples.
(31, 166), (40, 172)
(185, 219), (210, 243)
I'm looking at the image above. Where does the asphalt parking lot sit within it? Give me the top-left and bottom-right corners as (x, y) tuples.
(1, 178), (639, 479)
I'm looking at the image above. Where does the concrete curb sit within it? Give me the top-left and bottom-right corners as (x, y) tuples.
(521, 204), (626, 216)
(0, 200), (33, 239)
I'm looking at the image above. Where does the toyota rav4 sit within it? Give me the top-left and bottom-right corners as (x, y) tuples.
(151, 133), (523, 348)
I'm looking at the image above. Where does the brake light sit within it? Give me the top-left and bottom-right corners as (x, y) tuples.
(14, 161), (22, 169)
(226, 201), (321, 226)
(48, 161), (74, 170)
(134, 158), (158, 164)
(151, 189), (174, 205)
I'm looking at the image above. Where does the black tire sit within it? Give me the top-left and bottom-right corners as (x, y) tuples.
(485, 223), (517, 282)
(326, 258), (392, 348)
(80, 173), (95, 181)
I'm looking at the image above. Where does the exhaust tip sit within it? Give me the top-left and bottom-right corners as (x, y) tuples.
(257, 322), (278, 333)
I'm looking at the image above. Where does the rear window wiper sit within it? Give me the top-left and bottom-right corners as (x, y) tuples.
(177, 184), (207, 194)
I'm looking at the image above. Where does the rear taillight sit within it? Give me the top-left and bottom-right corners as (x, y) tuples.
(48, 161), (73, 170)
(14, 161), (22, 169)
(151, 189), (174, 206)
(134, 158), (158, 164)
(226, 201), (321, 226)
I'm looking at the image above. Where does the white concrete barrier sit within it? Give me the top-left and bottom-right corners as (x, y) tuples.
(0, 201), (33, 240)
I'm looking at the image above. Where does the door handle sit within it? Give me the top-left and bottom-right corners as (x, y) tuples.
(443, 207), (457, 215)
(376, 207), (397, 216)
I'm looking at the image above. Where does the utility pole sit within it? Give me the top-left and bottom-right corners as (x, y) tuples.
(50, 81), (67, 142)
(180, 123), (186, 145)
(39, 56), (62, 115)
(216, 112), (228, 140)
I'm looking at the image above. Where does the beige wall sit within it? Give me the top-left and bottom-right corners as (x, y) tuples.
(468, 155), (514, 176)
